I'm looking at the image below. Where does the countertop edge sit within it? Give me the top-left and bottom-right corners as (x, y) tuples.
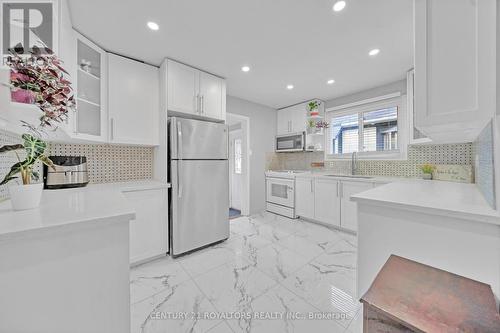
(0, 210), (136, 242)
(352, 195), (500, 227)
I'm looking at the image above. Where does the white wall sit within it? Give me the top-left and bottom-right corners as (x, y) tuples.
(325, 79), (406, 109)
(227, 96), (276, 214)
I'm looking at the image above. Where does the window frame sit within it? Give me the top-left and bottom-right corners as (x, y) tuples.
(325, 95), (408, 161)
(234, 138), (242, 174)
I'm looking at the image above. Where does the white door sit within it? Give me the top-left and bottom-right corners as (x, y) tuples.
(167, 60), (199, 115)
(295, 177), (314, 219)
(414, 0), (495, 143)
(229, 130), (243, 210)
(108, 54), (159, 145)
(199, 71), (222, 120)
(314, 178), (340, 227)
(126, 188), (168, 264)
(340, 181), (373, 232)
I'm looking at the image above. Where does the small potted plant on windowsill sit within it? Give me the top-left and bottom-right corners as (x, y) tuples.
(0, 44), (75, 210)
(420, 163), (436, 180)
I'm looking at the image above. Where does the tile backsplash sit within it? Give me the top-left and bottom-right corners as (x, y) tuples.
(474, 122), (496, 209)
(267, 143), (473, 179)
(0, 129), (154, 201)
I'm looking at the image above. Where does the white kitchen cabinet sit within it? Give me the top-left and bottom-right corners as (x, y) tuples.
(125, 188), (168, 265)
(314, 178), (341, 227)
(295, 178), (314, 219)
(295, 177), (376, 232)
(167, 60), (199, 115)
(199, 71), (223, 119)
(164, 59), (225, 121)
(277, 103), (307, 135)
(73, 32), (108, 142)
(108, 54), (159, 145)
(414, 0), (496, 143)
(277, 109), (291, 135)
(340, 181), (374, 232)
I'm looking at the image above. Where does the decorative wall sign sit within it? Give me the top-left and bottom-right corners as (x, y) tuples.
(432, 164), (473, 183)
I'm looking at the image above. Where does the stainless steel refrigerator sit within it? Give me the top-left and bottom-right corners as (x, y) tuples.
(168, 117), (229, 256)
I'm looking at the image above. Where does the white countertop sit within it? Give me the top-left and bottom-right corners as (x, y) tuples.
(351, 180), (500, 226)
(0, 181), (162, 241)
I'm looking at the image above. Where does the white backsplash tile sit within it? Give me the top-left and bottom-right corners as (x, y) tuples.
(474, 122), (495, 208)
(0, 129), (153, 201)
(267, 143), (474, 179)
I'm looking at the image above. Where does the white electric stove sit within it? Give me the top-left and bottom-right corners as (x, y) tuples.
(265, 170), (309, 218)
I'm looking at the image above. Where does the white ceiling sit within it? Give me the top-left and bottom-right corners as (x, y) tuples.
(68, 0), (413, 109)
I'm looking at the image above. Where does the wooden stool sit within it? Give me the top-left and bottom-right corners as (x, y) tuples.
(360, 255), (500, 332)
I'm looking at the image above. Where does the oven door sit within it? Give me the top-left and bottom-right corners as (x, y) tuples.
(276, 132), (304, 152)
(266, 177), (294, 207)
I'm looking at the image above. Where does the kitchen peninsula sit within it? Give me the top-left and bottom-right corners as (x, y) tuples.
(0, 187), (135, 333)
(352, 180), (500, 305)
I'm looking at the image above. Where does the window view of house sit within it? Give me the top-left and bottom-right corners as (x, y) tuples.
(329, 105), (398, 156)
(330, 113), (359, 154)
(363, 107), (398, 152)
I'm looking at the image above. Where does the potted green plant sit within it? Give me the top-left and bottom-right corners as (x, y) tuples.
(0, 134), (55, 210)
(0, 44), (75, 210)
(307, 100), (321, 117)
(420, 163), (436, 180)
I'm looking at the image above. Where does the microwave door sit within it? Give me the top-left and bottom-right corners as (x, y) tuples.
(276, 133), (304, 152)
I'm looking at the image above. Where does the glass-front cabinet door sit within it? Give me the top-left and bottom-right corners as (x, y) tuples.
(74, 33), (107, 141)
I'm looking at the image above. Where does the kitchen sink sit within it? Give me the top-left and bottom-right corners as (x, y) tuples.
(324, 174), (374, 179)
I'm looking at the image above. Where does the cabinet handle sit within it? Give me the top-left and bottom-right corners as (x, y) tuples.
(201, 95), (204, 114)
(340, 182), (343, 198)
(336, 182), (339, 197)
(110, 118), (114, 141)
(310, 179), (313, 192)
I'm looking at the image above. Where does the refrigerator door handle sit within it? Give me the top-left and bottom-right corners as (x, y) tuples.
(177, 121), (183, 198)
(177, 120), (183, 160)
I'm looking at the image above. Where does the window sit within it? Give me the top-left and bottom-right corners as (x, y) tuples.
(234, 139), (242, 174)
(326, 97), (403, 159)
(362, 107), (398, 152)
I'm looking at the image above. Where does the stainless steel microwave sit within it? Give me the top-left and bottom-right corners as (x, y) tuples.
(275, 132), (305, 152)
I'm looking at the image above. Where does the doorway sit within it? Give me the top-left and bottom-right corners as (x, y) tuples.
(227, 113), (250, 218)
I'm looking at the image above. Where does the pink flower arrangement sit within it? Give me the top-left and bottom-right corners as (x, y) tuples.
(5, 44), (75, 131)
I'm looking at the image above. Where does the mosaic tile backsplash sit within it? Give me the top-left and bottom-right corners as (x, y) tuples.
(267, 143), (473, 179)
(0, 130), (154, 201)
(474, 122), (496, 209)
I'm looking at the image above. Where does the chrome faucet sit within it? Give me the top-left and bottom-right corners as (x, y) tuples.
(351, 152), (358, 175)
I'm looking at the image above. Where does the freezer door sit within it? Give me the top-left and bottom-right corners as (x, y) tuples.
(170, 160), (229, 255)
(170, 117), (228, 160)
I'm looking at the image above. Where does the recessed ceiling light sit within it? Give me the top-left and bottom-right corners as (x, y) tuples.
(369, 48), (380, 56)
(327, 79), (335, 85)
(286, 84), (294, 90)
(333, 1), (346, 12)
(147, 21), (159, 31)
(241, 66), (250, 72)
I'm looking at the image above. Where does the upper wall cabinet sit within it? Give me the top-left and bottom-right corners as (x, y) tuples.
(108, 54), (159, 146)
(277, 103), (307, 135)
(163, 59), (226, 122)
(414, 0), (496, 143)
(72, 32), (108, 142)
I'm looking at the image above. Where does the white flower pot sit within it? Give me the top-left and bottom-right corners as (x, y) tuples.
(8, 183), (44, 211)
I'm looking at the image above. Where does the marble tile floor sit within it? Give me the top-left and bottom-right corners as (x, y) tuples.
(130, 212), (362, 333)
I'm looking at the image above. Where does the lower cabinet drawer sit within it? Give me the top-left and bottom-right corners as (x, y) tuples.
(266, 202), (296, 219)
